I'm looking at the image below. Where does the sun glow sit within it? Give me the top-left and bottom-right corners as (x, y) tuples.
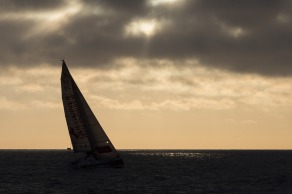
(148, 0), (181, 6)
(125, 19), (158, 38)
(0, 0), (82, 37)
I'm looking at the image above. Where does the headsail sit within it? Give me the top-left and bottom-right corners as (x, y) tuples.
(61, 61), (119, 159)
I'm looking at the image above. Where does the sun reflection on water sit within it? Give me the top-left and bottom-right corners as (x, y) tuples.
(128, 150), (223, 159)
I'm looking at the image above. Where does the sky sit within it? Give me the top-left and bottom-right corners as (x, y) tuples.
(1, 0), (292, 149)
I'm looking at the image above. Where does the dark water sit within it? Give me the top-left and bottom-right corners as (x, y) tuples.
(1, 150), (292, 193)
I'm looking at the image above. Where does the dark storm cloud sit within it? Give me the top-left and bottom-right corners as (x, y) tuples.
(1, 0), (292, 76)
(85, 0), (147, 14)
(0, 0), (65, 11)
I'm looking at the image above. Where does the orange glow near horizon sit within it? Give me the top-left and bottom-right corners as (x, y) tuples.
(1, 59), (292, 149)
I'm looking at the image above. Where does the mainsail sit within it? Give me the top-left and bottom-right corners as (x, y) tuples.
(61, 60), (120, 161)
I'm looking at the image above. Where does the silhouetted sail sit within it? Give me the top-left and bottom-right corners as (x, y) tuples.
(61, 60), (122, 165)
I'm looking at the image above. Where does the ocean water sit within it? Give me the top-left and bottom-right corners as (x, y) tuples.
(1, 150), (292, 193)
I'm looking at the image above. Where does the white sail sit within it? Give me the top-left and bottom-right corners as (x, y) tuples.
(61, 61), (119, 160)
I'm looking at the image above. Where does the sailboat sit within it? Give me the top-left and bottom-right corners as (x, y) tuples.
(61, 60), (124, 167)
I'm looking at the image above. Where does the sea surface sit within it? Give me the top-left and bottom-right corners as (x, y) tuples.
(1, 150), (292, 193)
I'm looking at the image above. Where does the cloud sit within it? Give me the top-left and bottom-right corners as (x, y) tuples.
(31, 100), (60, 109)
(0, 0), (292, 76)
(0, 97), (60, 111)
(0, 97), (26, 111)
(0, 65), (61, 111)
(0, 0), (65, 12)
(17, 84), (44, 93)
(89, 95), (145, 110)
(1, 58), (292, 112)
(59, 58), (292, 111)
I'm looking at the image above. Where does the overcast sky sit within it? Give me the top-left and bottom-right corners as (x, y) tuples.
(1, 0), (292, 75)
(1, 0), (292, 149)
